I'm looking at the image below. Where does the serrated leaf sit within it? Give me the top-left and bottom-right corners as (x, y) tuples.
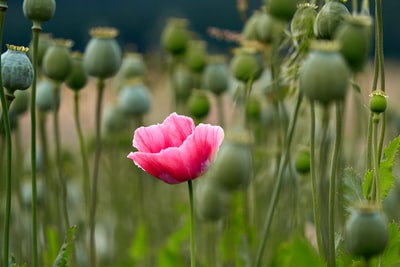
(52, 225), (77, 267)
(362, 170), (374, 200)
(342, 167), (365, 211)
(379, 136), (400, 200)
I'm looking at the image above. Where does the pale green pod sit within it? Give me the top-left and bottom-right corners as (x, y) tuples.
(118, 82), (151, 116)
(9, 90), (30, 116)
(23, 0), (56, 23)
(83, 27), (122, 79)
(65, 52), (88, 91)
(202, 55), (229, 95)
(36, 78), (61, 112)
(29, 33), (52, 67)
(1, 45), (34, 94)
(185, 40), (207, 73)
(161, 18), (189, 56)
(172, 64), (194, 101)
(42, 39), (73, 83)
(230, 47), (264, 83)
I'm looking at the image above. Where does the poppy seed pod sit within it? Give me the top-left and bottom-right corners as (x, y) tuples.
(9, 90), (30, 116)
(42, 39), (73, 83)
(118, 82), (151, 116)
(290, 3), (317, 39)
(23, 0), (56, 23)
(1, 44), (34, 94)
(369, 90), (387, 114)
(202, 55), (229, 96)
(83, 27), (122, 79)
(161, 18), (189, 56)
(267, 0), (298, 21)
(36, 79), (61, 112)
(65, 52), (88, 91)
(209, 128), (253, 191)
(345, 204), (389, 260)
(172, 64), (194, 101)
(230, 47), (264, 83)
(256, 9), (286, 44)
(314, 1), (350, 40)
(103, 104), (130, 134)
(299, 41), (350, 105)
(195, 180), (230, 222)
(335, 15), (373, 73)
(187, 90), (210, 120)
(242, 10), (261, 41)
(185, 40), (207, 73)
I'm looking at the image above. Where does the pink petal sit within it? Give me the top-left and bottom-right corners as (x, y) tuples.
(132, 112), (195, 153)
(127, 123), (224, 184)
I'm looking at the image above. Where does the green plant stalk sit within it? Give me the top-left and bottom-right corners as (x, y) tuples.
(309, 101), (324, 256)
(89, 78), (105, 267)
(0, 3), (9, 266)
(327, 101), (344, 267)
(372, 114), (381, 205)
(366, 114), (373, 171)
(74, 91), (90, 210)
(30, 22), (41, 267)
(53, 82), (71, 231)
(188, 179), (196, 267)
(352, 0), (358, 14)
(254, 92), (303, 267)
(216, 94), (225, 128)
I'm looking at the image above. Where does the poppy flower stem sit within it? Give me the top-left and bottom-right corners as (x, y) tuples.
(0, 6), (12, 266)
(188, 179), (196, 267)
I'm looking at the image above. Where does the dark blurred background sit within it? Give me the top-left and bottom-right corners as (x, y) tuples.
(3, 0), (400, 58)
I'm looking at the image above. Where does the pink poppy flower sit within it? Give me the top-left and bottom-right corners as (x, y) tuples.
(127, 112), (224, 184)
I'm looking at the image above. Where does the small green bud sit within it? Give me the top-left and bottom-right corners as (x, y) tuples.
(369, 90), (387, 114)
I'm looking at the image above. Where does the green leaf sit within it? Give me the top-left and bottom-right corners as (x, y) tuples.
(271, 235), (324, 267)
(9, 256), (27, 267)
(362, 170), (374, 200)
(52, 225), (77, 267)
(129, 221), (148, 264)
(342, 167), (365, 212)
(379, 222), (400, 267)
(379, 135), (400, 200)
(43, 226), (61, 267)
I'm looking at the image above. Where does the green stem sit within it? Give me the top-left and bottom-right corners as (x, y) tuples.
(74, 91), (90, 210)
(254, 92), (303, 267)
(375, 0), (385, 93)
(30, 22), (41, 267)
(216, 94), (225, 128)
(188, 179), (196, 267)
(53, 82), (70, 230)
(366, 113), (373, 171)
(89, 78), (105, 267)
(351, 0), (358, 14)
(309, 101), (324, 256)
(0, 3), (8, 266)
(372, 114), (381, 205)
(327, 101), (344, 267)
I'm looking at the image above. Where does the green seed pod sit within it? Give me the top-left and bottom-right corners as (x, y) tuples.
(42, 39), (73, 83)
(172, 64), (194, 101)
(195, 180), (230, 222)
(202, 55), (229, 96)
(102, 104), (130, 134)
(161, 18), (189, 56)
(299, 41), (350, 105)
(345, 204), (388, 260)
(335, 15), (373, 73)
(1, 45), (34, 94)
(256, 10), (286, 44)
(83, 27), (122, 79)
(65, 52), (88, 91)
(118, 82), (151, 116)
(266, 0), (299, 21)
(0, 110), (18, 135)
(294, 147), (310, 175)
(187, 90), (210, 120)
(23, 0), (56, 23)
(29, 33), (52, 67)
(290, 3), (317, 39)
(242, 10), (261, 41)
(9, 90), (30, 116)
(369, 90), (387, 114)
(36, 78), (61, 112)
(210, 128), (253, 191)
(314, 1), (350, 40)
(230, 47), (263, 83)
(185, 40), (207, 73)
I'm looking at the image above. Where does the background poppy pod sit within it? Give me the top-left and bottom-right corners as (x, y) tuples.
(299, 41), (350, 105)
(314, 1), (350, 40)
(202, 55), (229, 96)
